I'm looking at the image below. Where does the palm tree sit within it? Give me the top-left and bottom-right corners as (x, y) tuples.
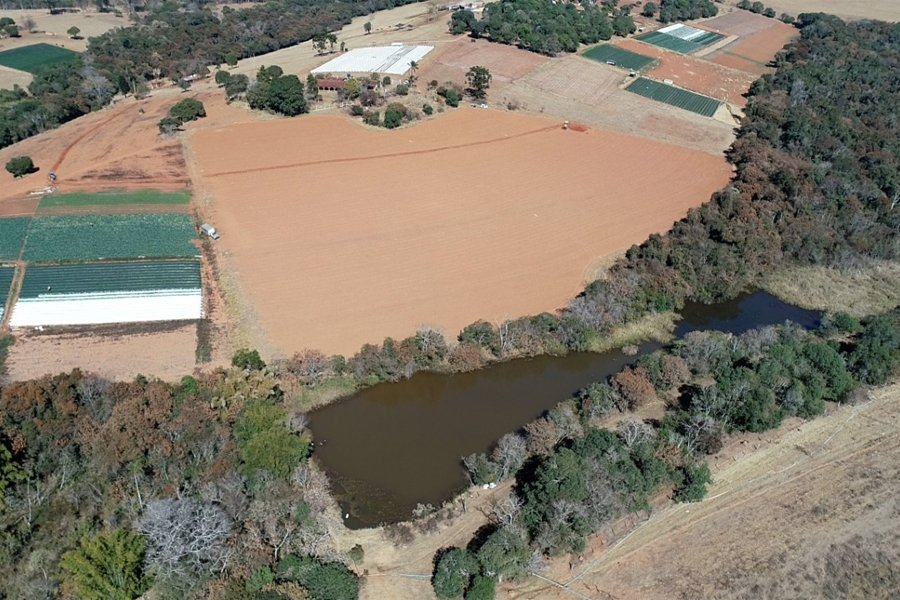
(408, 60), (419, 87)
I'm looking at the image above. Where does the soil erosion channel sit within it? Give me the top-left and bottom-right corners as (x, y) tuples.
(309, 292), (820, 528)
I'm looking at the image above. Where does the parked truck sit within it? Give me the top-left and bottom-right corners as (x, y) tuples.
(200, 223), (220, 240)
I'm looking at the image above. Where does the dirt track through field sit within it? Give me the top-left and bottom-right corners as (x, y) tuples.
(191, 109), (731, 357)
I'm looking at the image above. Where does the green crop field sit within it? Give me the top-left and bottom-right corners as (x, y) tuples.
(627, 78), (721, 117)
(0, 217), (31, 261)
(637, 30), (724, 54)
(18, 261), (201, 298)
(0, 43), (79, 74)
(0, 267), (14, 316)
(38, 189), (191, 209)
(583, 45), (655, 70)
(22, 214), (199, 262)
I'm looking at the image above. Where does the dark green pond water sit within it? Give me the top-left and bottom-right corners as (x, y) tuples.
(309, 291), (820, 528)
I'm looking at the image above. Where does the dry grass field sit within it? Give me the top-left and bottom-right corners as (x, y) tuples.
(5, 322), (200, 382)
(502, 55), (736, 155)
(723, 0), (900, 21)
(190, 108), (731, 356)
(701, 9), (784, 36)
(721, 21), (799, 63)
(417, 37), (548, 92)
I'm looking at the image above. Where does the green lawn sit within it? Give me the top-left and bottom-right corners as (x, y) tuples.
(0, 43), (79, 74)
(38, 189), (191, 208)
(583, 45), (655, 71)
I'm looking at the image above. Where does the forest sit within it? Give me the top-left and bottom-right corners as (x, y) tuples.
(2, 11), (900, 600)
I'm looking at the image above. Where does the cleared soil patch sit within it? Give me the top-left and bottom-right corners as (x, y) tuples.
(191, 109), (731, 356)
(5, 322), (200, 382)
(710, 51), (770, 76)
(701, 10), (781, 37)
(418, 37), (548, 90)
(513, 55), (623, 108)
(0, 197), (39, 218)
(617, 38), (757, 106)
(721, 21), (797, 64)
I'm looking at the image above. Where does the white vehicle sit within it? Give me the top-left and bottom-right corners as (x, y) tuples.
(200, 223), (220, 240)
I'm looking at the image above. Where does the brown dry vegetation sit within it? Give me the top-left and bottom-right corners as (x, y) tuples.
(190, 108), (731, 356)
(701, 9), (783, 37)
(762, 262), (900, 317)
(417, 37), (549, 92)
(5, 322), (201, 382)
(721, 21), (799, 63)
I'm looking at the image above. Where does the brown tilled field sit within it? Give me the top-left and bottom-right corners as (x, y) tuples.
(417, 38), (548, 90)
(616, 39), (757, 106)
(701, 9), (782, 37)
(720, 21), (798, 63)
(190, 108), (731, 357)
(710, 51), (770, 77)
(725, 0), (900, 21)
(516, 56), (623, 107)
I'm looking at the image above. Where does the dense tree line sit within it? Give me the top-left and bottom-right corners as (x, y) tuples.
(656, 0), (717, 23)
(450, 0), (634, 55)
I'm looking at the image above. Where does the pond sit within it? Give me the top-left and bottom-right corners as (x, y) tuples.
(308, 291), (820, 528)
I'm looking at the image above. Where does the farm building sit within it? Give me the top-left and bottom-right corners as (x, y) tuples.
(311, 45), (433, 76)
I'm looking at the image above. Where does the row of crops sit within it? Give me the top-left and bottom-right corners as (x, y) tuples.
(0, 213), (199, 263)
(0, 267), (13, 320)
(626, 77), (722, 117)
(10, 261), (203, 327)
(582, 44), (655, 71)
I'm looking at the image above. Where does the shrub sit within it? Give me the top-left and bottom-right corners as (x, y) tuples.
(169, 98), (206, 123)
(215, 70), (232, 86)
(278, 555), (360, 600)
(423, 103), (434, 115)
(396, 84), (409, 95)
(674, 462), (711, 503)
(246, 566), (274, 592)
(349, 104), (365, 116)
(362, 110), (380, 126)
(5, 156), (34, 177)
(445, 88), (461, 107)
(383, 103), (406, 129)
(232, 348), (266, 371)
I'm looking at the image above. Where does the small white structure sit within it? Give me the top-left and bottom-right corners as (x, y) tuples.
(311, 45), (434, 76)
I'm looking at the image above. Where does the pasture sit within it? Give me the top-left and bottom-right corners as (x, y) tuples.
(22, 214), (198, 262)
(191, 109), (731, 356)
(0, 43), (78, 73)
(627, 78), (721, 117)
(583, 44), (655, 70)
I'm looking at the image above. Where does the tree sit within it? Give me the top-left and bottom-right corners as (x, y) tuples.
(158, 117), (181, 135)
(225, 51), (239, 67)
(432, 548), (479, 599)
(67, 26), (81, 39)
(236, 399), (311, 480)
(4, 24), (19, 38)
(0, 440), (24, 507)
(327, 33), (338, 52)
(232, 348), (266, 371)
(396, 84), (409, 96)
(364, 21), (372, 34)
(5, 156), (35, 177)
(136, 498), (232, 579)
(382, 76), (392, 87)
(343, 78), (361, 100)
(465, 66), (491, 99)
(215, 70), (232, 86)
(408, 60), (419, 85)
(168, 98), (206, 123)
(642, 2), (658, 16)
(267, 74), (309, 116)
(340, 41), (346, 52)
(477, 526), (529, 581)
(445, 88), (461, 107)
(224, 74), (249, 100)
(60, 529), (150, 600)
(278, 555), (360, 600)
(383, 104), (406, 129)
(306, 74), (319, 100)
(465, 575), (495, 600)
(764, 7), (776, 17)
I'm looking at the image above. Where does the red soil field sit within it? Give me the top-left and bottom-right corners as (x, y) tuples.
(721, 21), (798, 63)
(701, 10), (780, 37)
(191, 109), (731, 357)
(616, 39), (757, 106)
(710, 52), (771, 77)
(419, 38), (548, 89)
